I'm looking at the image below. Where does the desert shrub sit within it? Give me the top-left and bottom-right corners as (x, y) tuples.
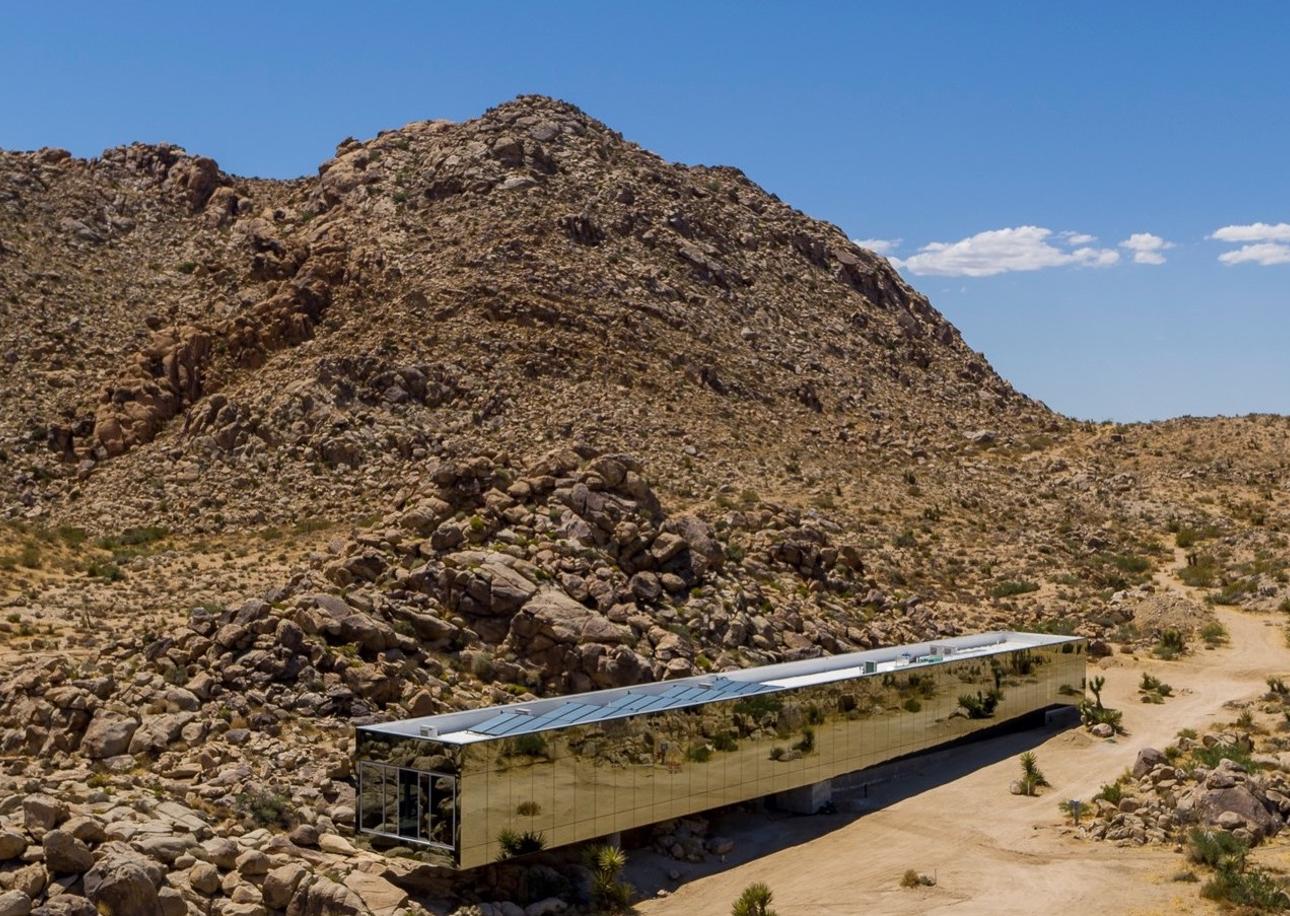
(1200, 866), (1290, 909)
(991, 580), (1039, 599)
(732, 882), (778, 915)
(902, 697), (922, 713)
(85, 560), (125, 581)
(1187, 828), (1247, 869)
(508, 733), (547, 758)
(515, 801), (542, 817)
(712, 731), (739, 752)
(957, 690), (1000, 719)
(900, 869), (922, 888)
(1191, 743), (1258, 772)
(687, 744), (713, 763)
(768, 746), (786, 761)
(1180, 557), (1221, 588)
(793, 727), (815, 754)
(1079, 701), (1124, 733)
(1094, 782), (1124, 805)
(497, 829), (546, 859)
(235, 788), (291, 827)
(55, 525), (87, 547)
(1200, 621), (1229, 646)
(1154, 628), (1187, 660)
(94, 526), (167, 550)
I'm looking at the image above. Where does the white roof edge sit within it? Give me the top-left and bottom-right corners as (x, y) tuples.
(359, 630), (1082, 743)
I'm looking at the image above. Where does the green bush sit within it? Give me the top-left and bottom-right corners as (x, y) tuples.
(957, 690), (1000, 719)
(687, 744), (713, 763)
(1079, 700), (1124, 733)
(990, 580), (1039, 599)
(1153, 628), (1187, 660)
(1192, 742), (1258, 772)
(1095, 782), (1124, 805)
(1200, 866), (1290, 909)
(1200, 621), (1229, 646)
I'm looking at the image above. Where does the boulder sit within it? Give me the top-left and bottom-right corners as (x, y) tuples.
(286, 875), (364, 915)
(343, 871), (408, 916)
(0, 891), (31, 916)
(263, 862), (306, 909)
(1185, 784), (1281, 840)
(1132, 747), (1166, 778)
(189, 861), (220, 895)
(0, 831), (26, 861)
(80, 713), (139, 759)
(22, 794), (68, 833)
(42, 830), (94, 874)
(83, 842), (164, 916)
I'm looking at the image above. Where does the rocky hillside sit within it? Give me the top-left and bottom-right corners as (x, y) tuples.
(1, 95), (1050, 533)
(1, 97), (1288, 916)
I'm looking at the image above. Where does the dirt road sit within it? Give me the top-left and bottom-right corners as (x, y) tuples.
(636, 556), (1289, 915)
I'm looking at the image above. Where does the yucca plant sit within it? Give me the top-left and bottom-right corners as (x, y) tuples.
(586, 843), (634, 913)
(1017, 751), (1050, 796)
(731, 882), (778, 916)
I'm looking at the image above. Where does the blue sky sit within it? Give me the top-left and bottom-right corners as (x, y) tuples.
(3, 2), (1286, 421)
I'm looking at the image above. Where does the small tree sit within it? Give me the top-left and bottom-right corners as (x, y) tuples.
(732, 882), (778, 916)
(1088, 675), (1106, 709)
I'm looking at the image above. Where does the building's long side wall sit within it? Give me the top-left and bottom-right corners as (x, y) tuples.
(360, 641), (1085, 868)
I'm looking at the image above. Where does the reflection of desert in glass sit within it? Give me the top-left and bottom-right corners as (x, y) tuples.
(355, 634), (1085, 868)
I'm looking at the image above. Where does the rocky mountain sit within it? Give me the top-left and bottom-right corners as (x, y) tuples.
(0, 97), (1287, 916)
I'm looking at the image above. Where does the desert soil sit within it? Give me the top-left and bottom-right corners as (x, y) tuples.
(636, 552), (1290, 916)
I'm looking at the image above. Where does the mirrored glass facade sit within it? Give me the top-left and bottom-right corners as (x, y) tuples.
(355, 632), (1085, 869)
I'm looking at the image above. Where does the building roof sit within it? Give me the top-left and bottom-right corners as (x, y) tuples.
(358, 630), (1080, 745)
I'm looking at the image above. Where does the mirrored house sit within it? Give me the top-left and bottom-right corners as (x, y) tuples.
(355, 630), (1085, 868)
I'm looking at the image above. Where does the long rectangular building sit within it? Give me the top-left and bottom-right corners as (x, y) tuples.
(354, 630), (1086, 868)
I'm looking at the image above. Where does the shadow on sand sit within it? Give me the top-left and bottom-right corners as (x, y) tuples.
(625, 708), (1079, 899)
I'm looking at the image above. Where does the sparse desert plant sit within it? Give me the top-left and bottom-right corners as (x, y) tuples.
(1200, 621), (1229, 646)
(899, 869), (936, 888)
(1268, 677), (1289, 697)
(1058, 798), (1085, 826)
(731, 882), (778, 916)
(957, 690), (1000, 719)
(990, 580), (1039, 599)
(1079, 700), (1124, 734)
(1139, 672), (1174, 703)
(1017, 751), (1050, 796)
(586, 843), (634, 912)
(1094, 782), (1124, 805)
(1153, 628), (1187, 660)
(497, 829), (546, 860)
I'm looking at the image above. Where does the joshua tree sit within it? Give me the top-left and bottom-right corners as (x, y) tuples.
(732, 882), (778, 916)
(1088, 675), (1106, 709)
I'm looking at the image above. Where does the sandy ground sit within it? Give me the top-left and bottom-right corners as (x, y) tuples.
(634, 550), (1290, 916)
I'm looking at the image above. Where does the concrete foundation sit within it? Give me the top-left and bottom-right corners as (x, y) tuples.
(774, 778), (833, 814)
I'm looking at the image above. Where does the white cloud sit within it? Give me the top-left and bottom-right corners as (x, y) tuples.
(1210, 222), (1290, 243)
(1120, 232), (1173, 265)
(853, 237), (901, 256)
(1209, 223), (1290, 266)
(1217, 242), (1290, 266)
(892, 226), (1119, 277)
(1061, 231), (1097, 245)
